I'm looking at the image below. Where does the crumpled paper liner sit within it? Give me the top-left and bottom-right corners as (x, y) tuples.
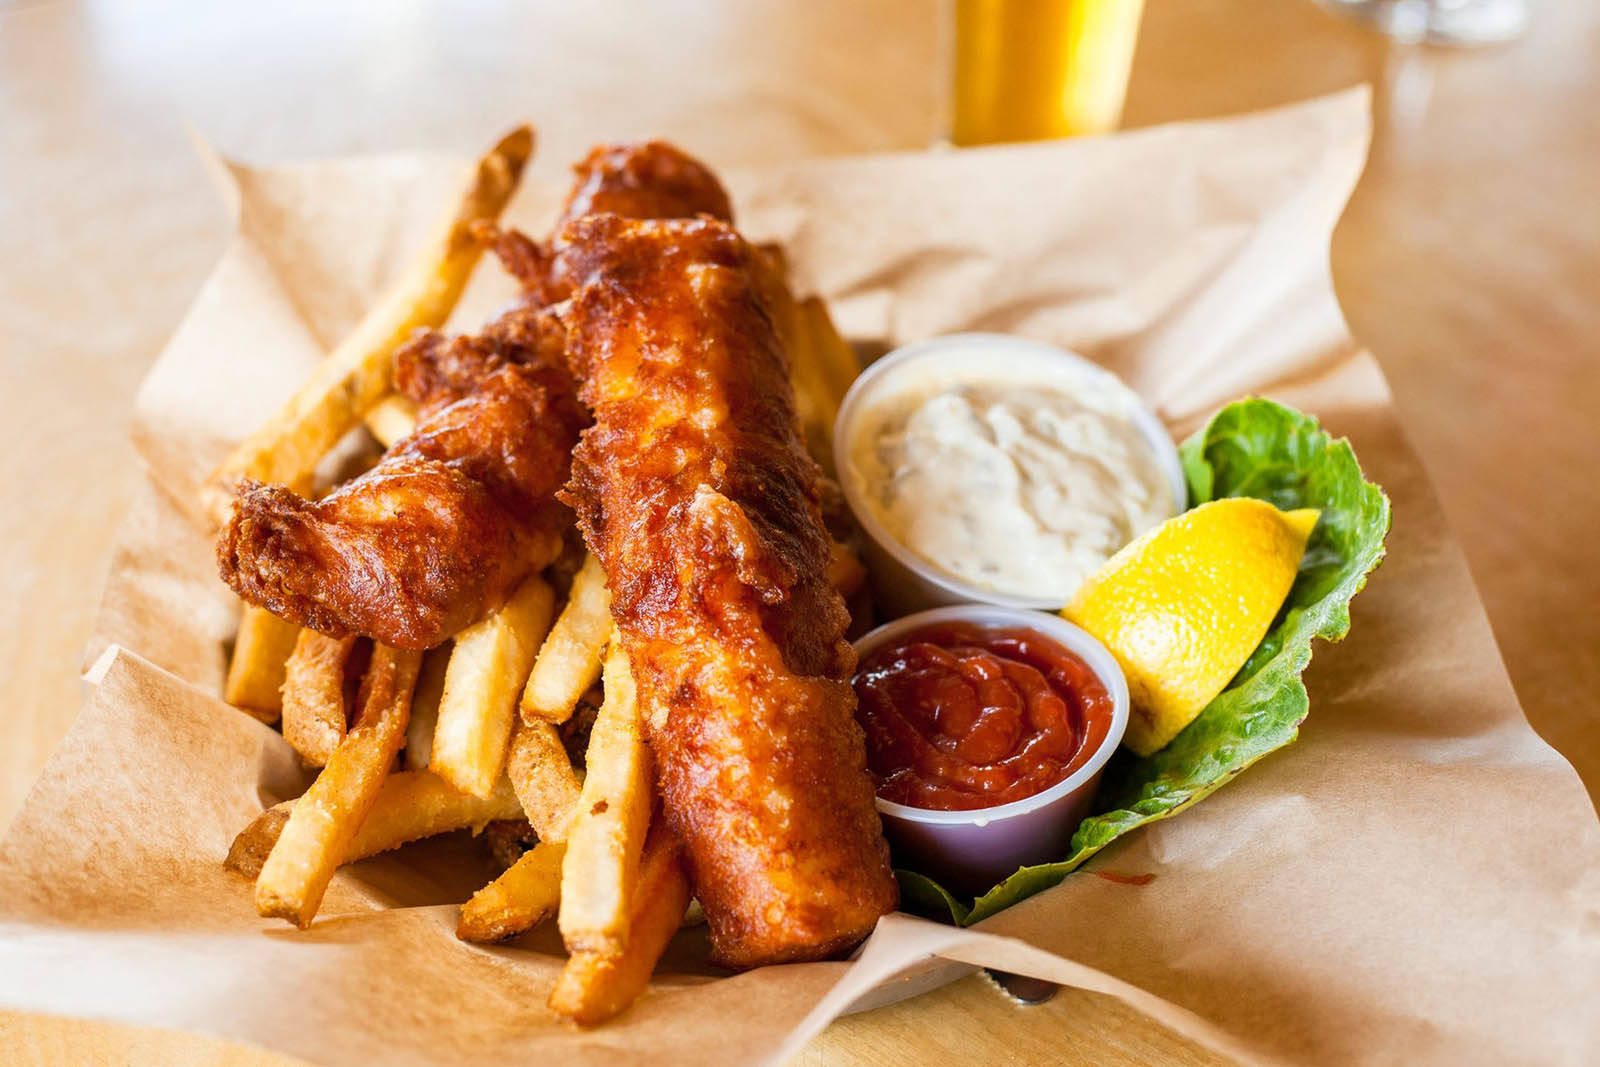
(3, 88), (1596, 1066)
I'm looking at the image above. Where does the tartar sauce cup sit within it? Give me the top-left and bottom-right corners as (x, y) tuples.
(853, 605), (1130, 899)
(833, 332), (1187, 616)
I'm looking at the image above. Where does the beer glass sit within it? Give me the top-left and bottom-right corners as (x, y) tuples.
(950, 0), (1146, 146)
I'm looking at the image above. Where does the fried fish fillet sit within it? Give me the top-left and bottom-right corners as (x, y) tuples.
(557, 213), (897, 969)
(398, 140), (732, 405)
(219, 142), (733, 649)
(556, 142), (733, 243)
(392, 298), (568, 409)
(478, 139), (734, 307)
(219, 362), (584, 650)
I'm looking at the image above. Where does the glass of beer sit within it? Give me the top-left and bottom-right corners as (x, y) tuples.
(950, 0), (1146, 147)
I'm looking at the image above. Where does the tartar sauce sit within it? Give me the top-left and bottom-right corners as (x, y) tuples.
(846, 368), (1173, 602)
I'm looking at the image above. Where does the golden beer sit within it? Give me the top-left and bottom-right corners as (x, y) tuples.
(951, 0), (1145, 146)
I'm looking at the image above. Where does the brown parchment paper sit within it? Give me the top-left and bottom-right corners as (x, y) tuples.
(3, 89), (1597, 1066)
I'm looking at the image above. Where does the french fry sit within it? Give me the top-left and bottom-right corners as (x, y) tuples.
(225, 771), (522, 879)
(255, 643), (421, 927)
(432, 575), (556, 798)
(548, 822), (691, 1025)
(224, 604), (301, 723)
(456, 838), (566, 943)
(557, 634), (652, 955)
(225, 806), (290, 879)
(520, 554), (611, 724)
(364, 393), (419, 449)
(796, 295), (860, 427)
(403, 643), (452, 771)
(347, 766), (517, 855)
(506, 717), (582, 842)
(202, 126), (534, 526)
(280, 630), (361, 766)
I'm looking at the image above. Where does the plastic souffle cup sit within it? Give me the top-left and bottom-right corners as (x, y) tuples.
(853, 605), (1130, 899)
(833, 332), (1186, 617)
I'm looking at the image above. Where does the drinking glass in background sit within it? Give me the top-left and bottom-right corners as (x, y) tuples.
(1316, 0), (1527, 45)
(949, 0), (1146, 146)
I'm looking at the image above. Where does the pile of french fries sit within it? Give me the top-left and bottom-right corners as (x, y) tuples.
(213, 127), (861, 1025)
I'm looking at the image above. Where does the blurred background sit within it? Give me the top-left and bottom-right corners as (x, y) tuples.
(0, 1), (1595, 1057)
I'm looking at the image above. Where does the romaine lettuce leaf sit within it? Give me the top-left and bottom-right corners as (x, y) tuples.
(896, 869), (971, 925)
(898, 397), (1390, 925)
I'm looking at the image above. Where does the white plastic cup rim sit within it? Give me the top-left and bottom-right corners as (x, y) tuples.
(851, 605), (1131, 827)
(832, 332), (1187, 612)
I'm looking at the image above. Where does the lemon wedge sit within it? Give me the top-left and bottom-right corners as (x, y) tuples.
(1064, 499), (1320, 756)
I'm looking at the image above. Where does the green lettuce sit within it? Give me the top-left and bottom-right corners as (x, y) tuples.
(894, 397), (1390, 927)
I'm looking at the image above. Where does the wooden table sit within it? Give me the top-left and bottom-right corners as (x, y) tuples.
(2, 1), (1594, 1063)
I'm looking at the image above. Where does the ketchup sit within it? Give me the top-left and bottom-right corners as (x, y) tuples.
(852, 623), (1113, 811)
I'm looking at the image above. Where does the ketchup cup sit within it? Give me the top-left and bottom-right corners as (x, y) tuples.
(853, 605), (1130, 899)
